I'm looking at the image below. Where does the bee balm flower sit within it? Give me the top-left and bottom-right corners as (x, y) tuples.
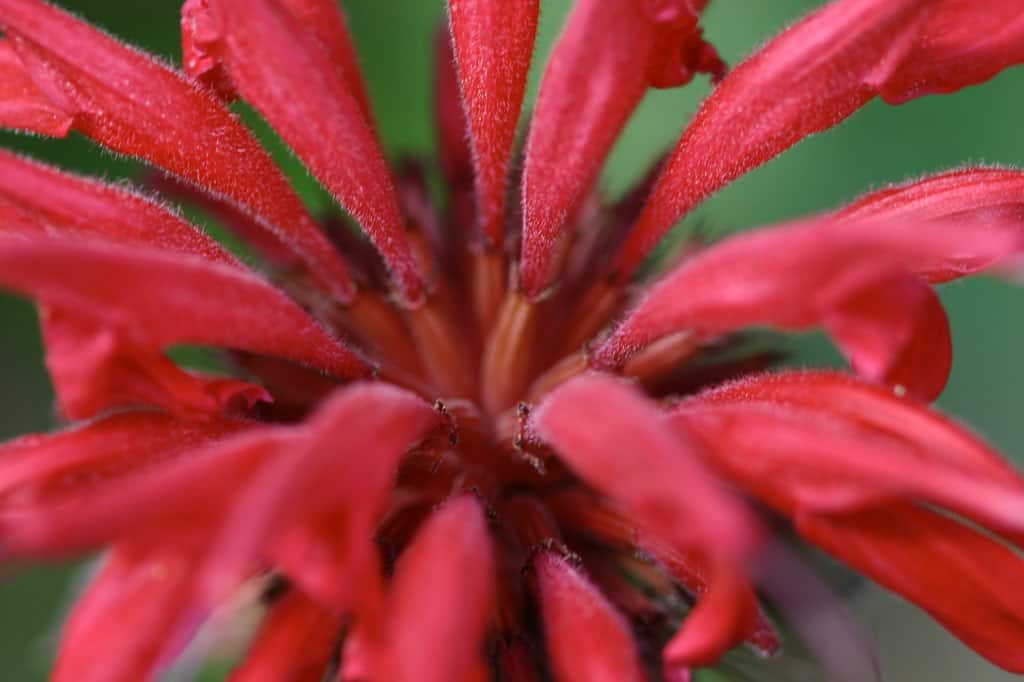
(1, 0), (1024, 680)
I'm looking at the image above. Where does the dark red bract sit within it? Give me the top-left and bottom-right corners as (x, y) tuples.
(1, 0), (1024, 680)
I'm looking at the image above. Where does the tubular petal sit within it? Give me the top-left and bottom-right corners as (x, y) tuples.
(593, 216), (1018, 399)
(0, 236), (370, 379)
(0, 0), (355, 301)
(692, 370), (1024, 485)
(533, 374), (755, 557)
(0, 411), (246, 509)
(798, 504), (1024, 673)
(0, 38), (73, 135)
(198, 0), (424, 304)
(385, 496), (496, 682)
(197, 383), (440, 609)
(0, 149), (235, 265)
(673, 403), (1024, 538)
(520, 0), (718, 297)
(447, 0), (538, 248)
(532, 552), (645, 682)
(51, 544), (201, 682)
(881, 0), (1024, 104)
(835, 166), (1024, 282)
(39, 308), (271, 421)
(613, 0), (937, 278)
(231, 590), (343, 682)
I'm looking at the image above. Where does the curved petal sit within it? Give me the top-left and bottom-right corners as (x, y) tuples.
(835, 166), (1024, 282)
(52, 544), (202, 682)
(0, 235), (370, 379)
(533, 374), (757, 665)
(0, 38), (72, 135)
(532, 552), (645, 682)
(798, 504), (1024, 673)
(231, 589), (343, 682)
(520, 0), (719, 297)
(0, 411), (247, 510)
(40, 308), (270, 421)
(448, 0), (538, 248)
(0, 149), (235, 265)
(672, 402), (1024, 538)
(881, 0), (1024, 104)
(691, 370), (1024, 485)
(0, 0), (355, 300)
(592, 216), (1018, 399)
(385, 496), (495, 682)
(613, 0), (936, 278)
(193, 0), (424, 304)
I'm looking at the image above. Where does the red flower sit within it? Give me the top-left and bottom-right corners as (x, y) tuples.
(1, 0), (1023, 679)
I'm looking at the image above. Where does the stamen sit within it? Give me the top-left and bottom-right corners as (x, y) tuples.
(621, 330), (701, 387)
(342, 291), (422, 376)
(525, 351), (586, 403)
(554, 279), (626, 357)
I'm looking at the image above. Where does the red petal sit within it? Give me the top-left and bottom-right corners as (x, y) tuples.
(196, 383), (439, 608)
(448, 0), (538, 248)
(0, 0), (355, 300)
(231, 589), (343, 682)
(798, 504), (1024, 673)
(881, 0), (1024, 104)
(435, 28), (474, 190)
(613, 0), (936, 279)
(593, 216), (1016, 399)
(533, 374), (754, 556)
(0, 411), (246, 511)
(673, 403), (1024, 539)
(533, 374), (757, 665)
(823, 273), (951, 401)
(384, 496), (495, 682)
(40, 308), (270, 421)
(52, 544), (201, 682)
(532, 552), (645, 682)
(0, 38), (72, 135)
(836, 166), (1024, 282)
(520, 0), (717, 297)
(0, 235), (369, 379)
(693, 370), (1024, 486)
(194, 0), (424, 304)
(0, 427), (283, 558)
(0, 149), (235, 265)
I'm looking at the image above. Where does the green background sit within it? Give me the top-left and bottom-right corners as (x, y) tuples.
(1, 0), (1022, 679)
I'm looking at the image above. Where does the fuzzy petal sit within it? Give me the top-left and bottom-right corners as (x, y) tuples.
(40, 308), (270, 421)
(672, 403), (1024, 538)
(196, 383), (440, 608)
(593, 216), (1018, 399)
(0, 149), (235, 264)
(230, 589), (343, 682)
(0, 411), (246, 510)
(533, 374), (757, 665)
(0, 38), (72, 135)
(532, 552), (645, 682)
(798, 504), (1024, 673)
(0, 0), (354, 300)
(447, 0), (538, 248)
(385, 496), (495, 682)
(520, 0), (719, 297)
(194, 0), (424, 304)
(0, 235), (370, 379)
(692, 370), (1024, 485)
(52, 544), (201, 682)
(614, 0), (936, 278)
(881, 0), (1024, 104)
(835, 166), (1024, 282)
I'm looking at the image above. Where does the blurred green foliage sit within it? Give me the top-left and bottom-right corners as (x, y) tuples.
(1, 1), (1022, 680)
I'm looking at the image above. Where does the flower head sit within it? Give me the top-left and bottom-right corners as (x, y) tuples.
(1, 0), (1024, 680)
